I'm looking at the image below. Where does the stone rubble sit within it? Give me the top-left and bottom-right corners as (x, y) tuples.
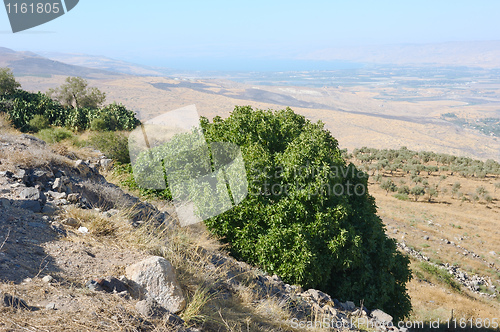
(398, 242), (499, 298)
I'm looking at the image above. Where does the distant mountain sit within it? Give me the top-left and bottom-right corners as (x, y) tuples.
(0, 47), (121, 78)
(303, 40), (500, 68)
(37, 52), (167, 76)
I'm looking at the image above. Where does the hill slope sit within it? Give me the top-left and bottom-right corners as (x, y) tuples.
(0, 47), (121, 78)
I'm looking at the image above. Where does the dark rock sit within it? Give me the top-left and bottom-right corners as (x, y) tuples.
(0, 198), (10, 209)
(99, 277), (129, 293)
(42, 202), (57, 215)
(86, 280), (104, 292)
(343, 301), (356, 311)
(75, 160), (92, 177)
(19, 200), (41, 213)
(1, 291), (30, 310)
(0, 171), (13, 178)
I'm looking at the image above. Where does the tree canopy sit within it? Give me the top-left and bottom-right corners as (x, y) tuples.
(48, 76), (106, 109)
(0, 67), (21, 96)
(196, 106), (413, 320)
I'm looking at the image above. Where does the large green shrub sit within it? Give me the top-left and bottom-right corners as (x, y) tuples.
(199, 106), (412, 320)
(88, 131), (130, 164)
(28, 114), (50, 132)
(1, 89), (140, 132)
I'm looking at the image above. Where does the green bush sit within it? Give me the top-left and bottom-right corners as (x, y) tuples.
(88, 131), (130, 164)
(1, 89), (140, 132)
(197, 106), (412, 320)
(393, 193), (410, 201)
(28, 114), (50, 132)
(36, 127), (73, 143)
(90, 117), (109, 131)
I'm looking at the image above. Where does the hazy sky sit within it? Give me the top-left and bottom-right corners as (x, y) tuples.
(1, 0), (499, 70)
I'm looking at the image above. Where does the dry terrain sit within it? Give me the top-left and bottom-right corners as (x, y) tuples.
(17, 73), (500, 161)
(356, 161), (500, 326)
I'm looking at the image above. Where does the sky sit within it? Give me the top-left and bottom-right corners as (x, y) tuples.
(1, 0), (500, 70)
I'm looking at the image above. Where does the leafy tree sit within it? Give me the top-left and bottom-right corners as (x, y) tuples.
(48, 76), (106, 109)
(398, 185), (410, 195)
(410, 186), (425, 201)
(0, 67), (20, 96)
(197, 106), (412, 320)
(380, 179), (397, 195)
(426, 186), (438, 202)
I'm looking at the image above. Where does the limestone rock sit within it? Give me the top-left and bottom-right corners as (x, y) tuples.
(370, 308), (393, 324)
(126, 256), (186, 313)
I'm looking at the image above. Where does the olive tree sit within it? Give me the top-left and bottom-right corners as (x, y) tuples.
(48, 76), (106, 109)
(0, 67), (21, 96)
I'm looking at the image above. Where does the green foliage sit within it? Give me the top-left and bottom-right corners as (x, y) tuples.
(380, 179), (397, 195)
(92, 103), (141, 131)
(28, 114), (50, 132)
(426, 186), (438, 202)
(1, 90), (68, 132)
(410, 186), (425, 201)
(352, 146), (500, 176)
(90, 117), (108, 131)
(198, 106), (412, 320)
(393, 193), (410, 201)
(0, 67), (21, 96)
(398, 185), (410, 195)
(48, 76), (106, 109)
(419, 262), (461, 293)
(87, 131), (131, 164)
(1, 89), (139, 132)
(36, 127), (73, 143)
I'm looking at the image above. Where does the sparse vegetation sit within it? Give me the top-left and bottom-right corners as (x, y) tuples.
(419, 262), (462, 293)
(87, 131), (131, 164)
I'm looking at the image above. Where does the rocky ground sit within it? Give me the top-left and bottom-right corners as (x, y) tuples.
(0, 133), (407, 331)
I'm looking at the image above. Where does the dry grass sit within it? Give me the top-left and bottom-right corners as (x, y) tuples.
(52, 202), (304, 331)
(362, 169), (500, 326)
(0, 113), (16, 135)
(0, 133), (73, 172)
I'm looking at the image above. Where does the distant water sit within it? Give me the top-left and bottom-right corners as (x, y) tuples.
(151, 57), (365, 72)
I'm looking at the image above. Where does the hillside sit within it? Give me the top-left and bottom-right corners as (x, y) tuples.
(0, 114), (403, 332)
(15, 73), (500, 162)
(2, 70), (500, 330)
(0, 47), (121, 79)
